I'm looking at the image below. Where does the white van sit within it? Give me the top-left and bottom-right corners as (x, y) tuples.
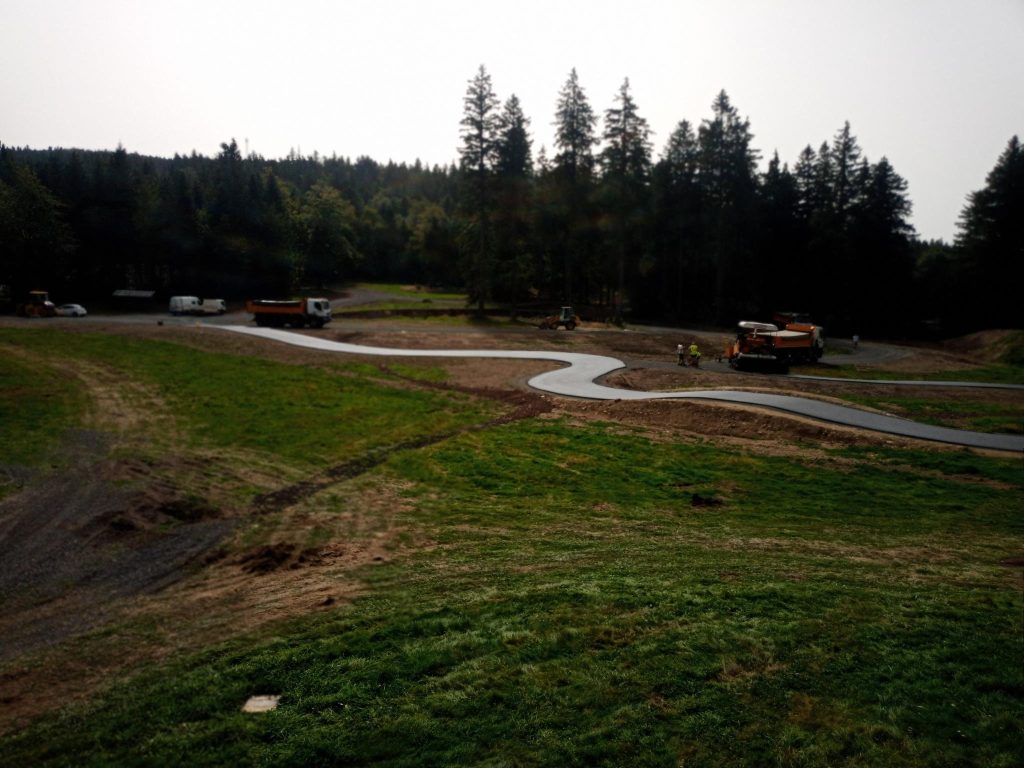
(197, 298), (227, 315)
(169, 296), (200, 315)
(169, 296), (227, 315)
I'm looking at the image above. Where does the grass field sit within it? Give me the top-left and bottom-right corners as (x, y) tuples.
(816, 365), (1024, 386)
(839, 393), (1023, 435)
(1, 327), (1022, 766)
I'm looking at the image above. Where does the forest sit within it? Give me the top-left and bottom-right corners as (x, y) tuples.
(1, 66), (1020, 336)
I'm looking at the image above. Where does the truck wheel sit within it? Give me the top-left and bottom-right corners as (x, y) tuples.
(566, 321), (576, 330)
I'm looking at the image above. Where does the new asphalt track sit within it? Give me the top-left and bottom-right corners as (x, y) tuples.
(219, 326), (1024, 453)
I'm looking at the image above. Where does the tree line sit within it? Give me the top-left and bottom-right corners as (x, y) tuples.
(1, 66), (1020, 335)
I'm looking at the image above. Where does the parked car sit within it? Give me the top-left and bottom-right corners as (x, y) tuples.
(55, 303), (88, 317)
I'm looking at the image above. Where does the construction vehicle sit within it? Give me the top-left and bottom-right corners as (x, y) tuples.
(724, 319), (824, 372)
(15, 290), (57, 318)
(538, 306), (579, 331)
(246, 297), (332, 328)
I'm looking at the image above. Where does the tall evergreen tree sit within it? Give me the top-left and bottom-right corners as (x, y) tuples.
(552, 68), (599, 302)
(494, 94), (534, 314)
(793, 145), (818, 220)
(599, 78), (653, 320)
(955, 135), (1024, 329)
(756, 152), (802, 314)
(650, 120), (700, 320)
(697, 90), (759, 321)
(848, 157), (915, 333)
(457, 65), (501, 311)
(831, 121), (862, 222)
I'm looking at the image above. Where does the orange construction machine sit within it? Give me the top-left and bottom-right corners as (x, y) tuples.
(245, 298), (332, 328)
(15, 290), (57, 318)
(724, 318), (824, 372)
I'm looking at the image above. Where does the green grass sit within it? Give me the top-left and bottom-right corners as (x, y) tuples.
(2, 329), (1022, 766)
(840, 393), (1023, 434)
(0, 328), (496, 474)
(813, 364), (1024, 386)
(0, 343), (88, 489)
(353, 282), (470, 303)
(3, 414), (1022, 766)
(334, 311), (544, 329)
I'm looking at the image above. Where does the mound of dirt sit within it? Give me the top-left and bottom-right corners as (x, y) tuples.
(945, 329), (1024, 364)
(0, 453), (234, 663)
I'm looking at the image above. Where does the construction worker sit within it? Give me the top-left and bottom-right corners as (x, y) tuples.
(677, 344), (685, 366)
(688, 341), (701, 368)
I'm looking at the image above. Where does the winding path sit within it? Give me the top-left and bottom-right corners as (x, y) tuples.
(219, 326), (1024, 453)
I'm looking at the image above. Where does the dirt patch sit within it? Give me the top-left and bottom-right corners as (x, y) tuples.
(553, 397), (912, 457)
(691, 494), (724, 508)
(0, 451), (235, 664)
(0, 468), (413, 734)
(943, 329), (1023, 364)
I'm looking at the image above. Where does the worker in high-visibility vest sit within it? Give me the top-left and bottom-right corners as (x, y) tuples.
(688, 342), (701, 367)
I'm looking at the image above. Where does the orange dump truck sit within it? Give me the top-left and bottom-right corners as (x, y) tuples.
(724, 319), (824, 372)
(245, 298), (332, 328)
(16, 290), (57, 318)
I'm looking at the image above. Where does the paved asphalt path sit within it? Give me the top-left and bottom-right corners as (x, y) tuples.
(218, 326), (1024, 453)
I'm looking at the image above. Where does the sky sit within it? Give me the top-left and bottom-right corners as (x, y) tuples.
(2, 0), (1022, 242)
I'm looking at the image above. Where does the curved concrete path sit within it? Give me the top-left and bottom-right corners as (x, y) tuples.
(218, 326), (1024, 453)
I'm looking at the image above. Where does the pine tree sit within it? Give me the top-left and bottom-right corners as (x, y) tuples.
(848, 157), (915, 333)
(650, 120), (700, 320)
(457, 65), (501, 311)
(831, 121), (862, 221)
(554, 68), (598, 183)
(494, 94), (534, 314)
(599, 78), (653, 320)
(552, 68), (599, 302)
(757, 152), (802, 314)
(697, 90), (759, 321)
(955, 135), (1024, 329)
(793, 145), (818, 220)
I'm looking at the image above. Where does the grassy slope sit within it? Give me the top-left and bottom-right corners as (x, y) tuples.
(0, 342), (88, 494)
(1, 329), (1022, 766)
(0, 328), (496, 476)
(817, 365), (1024, 386)
(839, 393), (1023, 435)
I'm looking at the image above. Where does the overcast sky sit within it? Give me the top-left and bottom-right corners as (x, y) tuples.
(2, 0), (1021, 242)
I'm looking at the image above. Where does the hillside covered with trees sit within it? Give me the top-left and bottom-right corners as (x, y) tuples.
(2, 67), (1020, 336)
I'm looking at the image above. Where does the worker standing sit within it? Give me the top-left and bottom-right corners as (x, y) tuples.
(688, 341), (701, 368)
(677, 344), (685, 366)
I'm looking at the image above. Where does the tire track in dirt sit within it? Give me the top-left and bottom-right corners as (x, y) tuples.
(251, 384), (552, 514)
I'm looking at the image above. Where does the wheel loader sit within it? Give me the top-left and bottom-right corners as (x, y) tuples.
(538, 306), (579, 331)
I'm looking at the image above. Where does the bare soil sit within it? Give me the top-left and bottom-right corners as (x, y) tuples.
(0, 318), (1018, 732)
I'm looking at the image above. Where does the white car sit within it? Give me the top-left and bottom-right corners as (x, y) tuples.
(56, 303), (88, 317)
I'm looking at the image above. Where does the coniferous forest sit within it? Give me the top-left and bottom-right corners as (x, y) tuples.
(1, 66), (1021, 336)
